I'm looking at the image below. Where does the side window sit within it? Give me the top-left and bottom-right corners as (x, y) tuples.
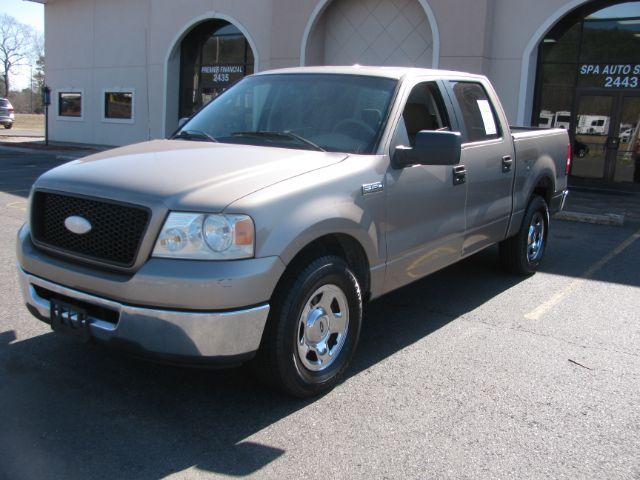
(451, 82), (501, 142)
(400, 82), (451, 147)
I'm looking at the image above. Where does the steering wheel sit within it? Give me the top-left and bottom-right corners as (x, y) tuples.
(333, 118), (376, 140)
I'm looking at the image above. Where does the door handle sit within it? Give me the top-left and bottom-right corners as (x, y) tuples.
(453, 165), (466, 186)
(502, 155), (513, 173)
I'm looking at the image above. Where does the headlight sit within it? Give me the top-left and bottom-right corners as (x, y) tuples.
(153, 213), (254, 260)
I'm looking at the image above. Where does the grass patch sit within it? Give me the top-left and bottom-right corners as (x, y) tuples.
(13, 114), (44, 131)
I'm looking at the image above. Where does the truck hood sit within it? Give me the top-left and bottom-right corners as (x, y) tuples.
(34, 140), (347, 211)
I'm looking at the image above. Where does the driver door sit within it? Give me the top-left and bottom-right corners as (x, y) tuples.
(383, 80), (467, 293)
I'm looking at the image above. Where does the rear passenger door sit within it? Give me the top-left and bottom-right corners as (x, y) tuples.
(384, 80), (467, 293)
(446, 80), (515, 256)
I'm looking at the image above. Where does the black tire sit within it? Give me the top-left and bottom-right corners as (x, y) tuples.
(251, 255), (363, 398)
(499, 195), (549, 275)
(3, 124), (11, 129)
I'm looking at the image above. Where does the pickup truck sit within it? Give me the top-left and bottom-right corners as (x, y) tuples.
(17, 67), (569, 397)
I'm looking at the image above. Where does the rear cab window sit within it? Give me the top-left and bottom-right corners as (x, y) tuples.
(449, 81), (502, 143)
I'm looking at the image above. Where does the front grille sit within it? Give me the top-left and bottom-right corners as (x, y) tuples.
(31, 191), (150, 267)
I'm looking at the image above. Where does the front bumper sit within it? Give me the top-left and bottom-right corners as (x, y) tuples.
(16, 224), (282, 363)
(19, 268), (270, 363)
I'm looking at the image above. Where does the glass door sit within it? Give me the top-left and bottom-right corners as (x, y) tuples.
(571, 94), (615, 180)
(612, 94), (640, 185)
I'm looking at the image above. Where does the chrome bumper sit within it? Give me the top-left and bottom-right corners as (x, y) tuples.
(18, 268), (270, 363)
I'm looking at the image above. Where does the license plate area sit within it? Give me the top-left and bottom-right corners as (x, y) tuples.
(50, 299), (91, 342)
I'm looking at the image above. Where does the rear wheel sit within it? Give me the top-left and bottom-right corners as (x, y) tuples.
(3, 124), (11, 129)
(499, 195), (549, 275)
(252, 255), (363, 398)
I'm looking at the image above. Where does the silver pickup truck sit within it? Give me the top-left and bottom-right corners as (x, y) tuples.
(17, 67), (569, 397)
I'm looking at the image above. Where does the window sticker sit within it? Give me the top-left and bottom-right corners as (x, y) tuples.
(477, 99), (497, 135)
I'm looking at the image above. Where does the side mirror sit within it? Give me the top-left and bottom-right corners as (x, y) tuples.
(392, 130), (462, 169)
(178, 117), (190, 129)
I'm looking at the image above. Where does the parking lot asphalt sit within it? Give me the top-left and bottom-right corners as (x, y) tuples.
(0, 148), (639, 480)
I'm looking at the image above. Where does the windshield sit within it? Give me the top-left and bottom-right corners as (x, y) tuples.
(176, 74), (398, 154)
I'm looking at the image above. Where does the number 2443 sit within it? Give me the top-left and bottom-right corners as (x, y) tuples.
(604, 76), (639, 88)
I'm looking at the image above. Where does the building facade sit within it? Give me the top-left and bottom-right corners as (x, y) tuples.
(38, 0), (640, 189)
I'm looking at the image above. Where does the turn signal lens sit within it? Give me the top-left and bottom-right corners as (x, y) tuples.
(565, 143), (572, 176)
(234, 218), (254, 246)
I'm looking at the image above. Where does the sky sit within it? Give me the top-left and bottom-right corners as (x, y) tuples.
(0, 0), (44, 90)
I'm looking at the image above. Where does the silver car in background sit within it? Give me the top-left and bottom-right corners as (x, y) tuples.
(0, 98), (15, 129)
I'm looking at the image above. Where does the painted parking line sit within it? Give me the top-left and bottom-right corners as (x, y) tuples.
(0, 188), (30, 194)
(525, 226), (640, 320)
(5, 201), (28, 212)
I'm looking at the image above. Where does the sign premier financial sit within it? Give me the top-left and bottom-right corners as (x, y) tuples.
(201, 65), (245, 85)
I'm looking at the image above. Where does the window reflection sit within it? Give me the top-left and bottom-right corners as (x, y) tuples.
(58, 92), (82, 118)
(179, 21), (255, 118)
(534, 1), (640, 185)
(534, 1), (640, 127)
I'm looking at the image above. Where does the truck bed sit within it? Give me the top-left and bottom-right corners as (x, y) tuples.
(508, 126), (569, 235)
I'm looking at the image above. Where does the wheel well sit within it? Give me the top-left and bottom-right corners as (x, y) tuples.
(533, 176), (553, 205)
(278, 234), (371, 301)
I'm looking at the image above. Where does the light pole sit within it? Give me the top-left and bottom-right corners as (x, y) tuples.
(42, 86), (51, 146)
(30, 66), (33, 113)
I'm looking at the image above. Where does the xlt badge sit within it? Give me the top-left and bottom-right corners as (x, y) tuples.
(361, 182), (384, 195)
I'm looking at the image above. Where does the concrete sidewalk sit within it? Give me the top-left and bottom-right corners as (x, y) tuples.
(558, 188), (640, 226)
(0, 140), (113, 160)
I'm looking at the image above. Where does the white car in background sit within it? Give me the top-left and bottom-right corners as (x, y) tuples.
(0, 98), (15, 129)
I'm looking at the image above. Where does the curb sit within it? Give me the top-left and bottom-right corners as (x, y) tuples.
(554, 210), (625, 227)
(0, 144), (99, 160)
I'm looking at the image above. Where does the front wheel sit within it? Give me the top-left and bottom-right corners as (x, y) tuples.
(499, 195), (549, 275)
(252, 255), (363, 398)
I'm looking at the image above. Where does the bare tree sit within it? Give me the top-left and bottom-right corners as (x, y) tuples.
(0, 14), (33, 97)
(31, 29), (45, 112)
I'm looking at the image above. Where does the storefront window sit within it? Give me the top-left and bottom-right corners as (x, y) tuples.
(539, 22), (581, 64)
(580, 19), (640, 64)
(58, 92), (82, 118)
(534, 2), (640, 127)
(533, 1), (640, 186)
(104, 91), (134, 121)
(179, 20), (254, 118)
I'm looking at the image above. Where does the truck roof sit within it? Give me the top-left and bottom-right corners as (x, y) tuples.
(255, 65), (486, 81)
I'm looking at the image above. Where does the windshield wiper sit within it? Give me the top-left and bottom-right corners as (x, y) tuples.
(174, 129), (218, 143)
(231, 131), (325, 152)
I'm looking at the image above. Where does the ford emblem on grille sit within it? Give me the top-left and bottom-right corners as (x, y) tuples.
(64, 215), (92, 235)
